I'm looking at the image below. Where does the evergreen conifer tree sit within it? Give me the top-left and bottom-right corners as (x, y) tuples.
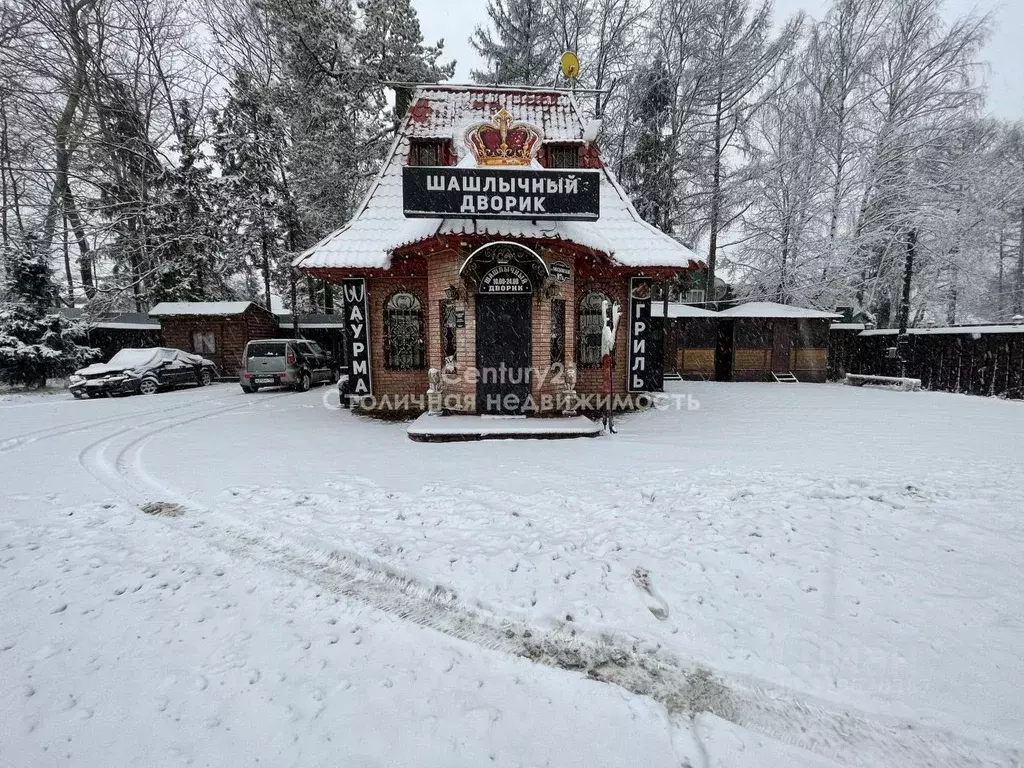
(0, 236), (97, 387)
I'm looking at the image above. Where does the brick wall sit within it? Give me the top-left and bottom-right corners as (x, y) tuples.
(573, 275), (629, 396)
(352, 251), (638, 412)
(425, 246), (580, 414)
(427, 250), (474, 410)
(367, 276), (430, 400)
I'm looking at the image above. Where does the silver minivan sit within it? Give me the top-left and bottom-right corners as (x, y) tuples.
(240, 339), (337, 393)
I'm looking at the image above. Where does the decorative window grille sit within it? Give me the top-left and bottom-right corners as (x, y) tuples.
(550, 299), (565, 365)
(384, 292), (424, 370)
(546, 144), (580, 169)
(440, 300), (458, 372)
(578, 292), (609, 368)
(408, 140), (445, 166)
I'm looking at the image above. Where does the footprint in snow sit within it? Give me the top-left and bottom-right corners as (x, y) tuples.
(632, 567), (670, 620)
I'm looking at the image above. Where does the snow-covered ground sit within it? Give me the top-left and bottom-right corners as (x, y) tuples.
(2, 381), (1022, 766)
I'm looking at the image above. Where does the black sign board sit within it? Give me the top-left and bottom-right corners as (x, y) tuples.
(342, 278), (372, 397)
(549, 261), (571, 283)
(403, 167), (600, 221)
(628, 277), (661, 392)
(455, 309), (466, 329)
(478, 264), (533, 294)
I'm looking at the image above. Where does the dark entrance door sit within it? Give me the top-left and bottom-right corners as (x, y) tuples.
(476, 294), (532, 414)
(714, 320), (734, 381)
(772, 321), (792, 372)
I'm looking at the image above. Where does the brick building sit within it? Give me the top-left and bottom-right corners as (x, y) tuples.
(293, 85), (705, 415)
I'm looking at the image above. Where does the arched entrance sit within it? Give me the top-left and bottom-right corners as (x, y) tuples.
(461, 243), (547, 415)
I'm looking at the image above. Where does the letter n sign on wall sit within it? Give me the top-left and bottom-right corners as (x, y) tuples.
(342, 278), (373, 397)
(628, 277), (661, 392)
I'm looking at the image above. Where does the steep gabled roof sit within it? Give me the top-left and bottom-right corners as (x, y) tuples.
(294, 85), (701, 272)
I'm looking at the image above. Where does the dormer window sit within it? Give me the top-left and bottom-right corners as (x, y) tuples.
(546, 143), (580, 169)
(408, 139), (448, 167)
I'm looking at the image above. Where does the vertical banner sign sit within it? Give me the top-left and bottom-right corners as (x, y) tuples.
(628, 277), (660, 392)
(342, 278), (372, 397)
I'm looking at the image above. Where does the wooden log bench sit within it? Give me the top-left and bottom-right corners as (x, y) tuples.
(844, 373), (922, 391)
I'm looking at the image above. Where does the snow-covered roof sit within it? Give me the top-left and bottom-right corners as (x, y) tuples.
(57, 309), (160, 330)
(718, 302), (840, 319)
(651, 302), (718, 318)
(277, 314), (346, 329)
(149, 301), (257, 317)
(94, 320), (161, 330)
(861, 324), (1024, 336)
(294, 85), (701, 272)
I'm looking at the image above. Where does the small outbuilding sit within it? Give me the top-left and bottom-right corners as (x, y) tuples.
(652, 302), (719, 380)
(149, 301), (279, 376)
(716, 302), (839, 382)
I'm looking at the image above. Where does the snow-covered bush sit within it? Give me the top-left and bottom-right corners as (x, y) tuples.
(0, 306), (100, 387)
(0, 237), (99, 387)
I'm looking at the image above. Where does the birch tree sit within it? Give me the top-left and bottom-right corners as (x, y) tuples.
(854, 0), (988, 324)
(693, 0), (801, 306)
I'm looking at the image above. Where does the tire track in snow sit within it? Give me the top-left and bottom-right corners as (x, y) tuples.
(145, 507), (1020, 768)
(76, 391), (295, 503)
(0, 389), (231, 455)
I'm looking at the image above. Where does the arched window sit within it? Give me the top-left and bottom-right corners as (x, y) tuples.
(384, 292), (424, 370)
(578, 292), (609, 368)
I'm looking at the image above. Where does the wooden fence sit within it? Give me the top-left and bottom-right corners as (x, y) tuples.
(829, 326), (1024, 398)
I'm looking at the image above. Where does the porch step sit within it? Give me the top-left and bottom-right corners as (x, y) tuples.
(772, 371), (799, 383)
(407, 413), (602, 442)
(663, 372), (684, 382)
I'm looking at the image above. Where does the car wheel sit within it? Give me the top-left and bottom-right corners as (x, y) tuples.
(241, 385), (256, 394)
(199, 368), (213, 387)
(295, 371), (312, 392)
(329, 369), (339, 385)
(139, 377), (159, 395)
(72, 392), (85, 400)
(86, 391), (102, 399)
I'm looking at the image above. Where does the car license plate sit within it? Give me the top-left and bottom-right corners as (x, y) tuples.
(254, 377), (274, 384)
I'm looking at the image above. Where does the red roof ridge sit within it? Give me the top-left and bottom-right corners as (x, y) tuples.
(394, 82), (580, 98)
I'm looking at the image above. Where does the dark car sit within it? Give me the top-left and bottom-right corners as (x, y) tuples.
(69, 348), (218, 398)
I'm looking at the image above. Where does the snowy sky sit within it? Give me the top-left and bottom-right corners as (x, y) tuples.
(412, 0), (1022, 121)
